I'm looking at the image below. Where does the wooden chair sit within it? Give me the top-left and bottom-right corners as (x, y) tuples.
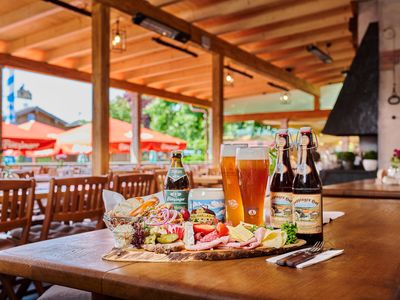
(40, 176), (108, 241)
(153, 169), (167, 192)
(0, 179), (42, 299)
(0, 179), (35, 247)
(112, 173), (154, 198)
(12, 170), (34, 179)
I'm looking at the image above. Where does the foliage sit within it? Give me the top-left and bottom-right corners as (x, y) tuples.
(269, 148), (277, 174)
(336, 151), (355, 162)
(143, 99), (206, 161)
(224, 121), (275, 139)
(110, 96), (131, 123)
(363, 151), (377, 160)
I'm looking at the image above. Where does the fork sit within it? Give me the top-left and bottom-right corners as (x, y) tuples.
(285, 241), (325, 267)
(276, 241), (324, 266)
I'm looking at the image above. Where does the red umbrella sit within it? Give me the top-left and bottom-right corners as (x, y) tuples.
(55, 118), (186, 154)
(2, 122), (56, 151)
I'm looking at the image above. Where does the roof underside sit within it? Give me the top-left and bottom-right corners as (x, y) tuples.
(0, 0), (355, 102)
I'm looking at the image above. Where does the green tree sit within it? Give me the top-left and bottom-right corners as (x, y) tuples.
(110, 96), (131, 122)
(144, 99), (206, 161)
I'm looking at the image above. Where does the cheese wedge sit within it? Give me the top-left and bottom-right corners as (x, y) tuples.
(262, 230), (283, 248)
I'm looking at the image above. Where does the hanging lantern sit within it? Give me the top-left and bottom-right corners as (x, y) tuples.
(224, 72), (234, 86)
(111, 19), (126, 52)
(280, 91), (291, 104)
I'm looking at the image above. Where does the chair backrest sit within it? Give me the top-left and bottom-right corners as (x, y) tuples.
(41, 176), (108, 240)
(15, 171), (34, 179)
(113, 173), (154, 198)
(0, 179), (35, 245)
(154, 170), (167, 192)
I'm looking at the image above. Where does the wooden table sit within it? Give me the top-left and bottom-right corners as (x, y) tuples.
(323, 179), (400, 199)
(193, 175), (223, 187)
(0, 197), (399, 299)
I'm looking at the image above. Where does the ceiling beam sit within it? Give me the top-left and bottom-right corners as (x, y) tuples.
(77, 38), (164, 71)
(0, 53), (211, 108)
(0, 1), (62, 34)
(110, 48), (196, 74)
(177, 0), (281, 23)
(123, 55), (210, 80)
(224, 110), (332, 123)
(95, 0), (320, 96)
(7, 16), (91, 54)
(246, 24), (350, 54)
(144, 65), (211, 85)
(209, 0), (350, 36)
(231, 6), (351, 46)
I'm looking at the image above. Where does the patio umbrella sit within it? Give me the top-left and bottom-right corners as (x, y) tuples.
(2, 122), (56, 151)
(17, 121), (65, 157)
(55, 118), (186, 155)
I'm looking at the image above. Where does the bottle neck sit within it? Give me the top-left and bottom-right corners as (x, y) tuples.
(171, 157), (183, 168)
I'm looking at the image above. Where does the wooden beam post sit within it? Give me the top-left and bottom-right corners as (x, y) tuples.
(314, 96), (321, 111)
(0, 66), (2, 160)
(211, 53), (223, 166)
(280, 118), (289, 129)
(91, 2), (110, 175)
(126, 92), (141, 166)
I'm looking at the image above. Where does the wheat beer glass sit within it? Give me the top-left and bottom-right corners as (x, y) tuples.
(236, 147), (269, 225)
(220, 144), (247, 225)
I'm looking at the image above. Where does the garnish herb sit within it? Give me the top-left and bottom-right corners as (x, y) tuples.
(281, 222), (297, 245)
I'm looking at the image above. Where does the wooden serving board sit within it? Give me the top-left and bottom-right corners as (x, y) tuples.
(102, 239), (306, 263)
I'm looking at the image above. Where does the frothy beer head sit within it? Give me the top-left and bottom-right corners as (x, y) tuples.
(236, 147), (269, 160)
(220, 144), (248, 157)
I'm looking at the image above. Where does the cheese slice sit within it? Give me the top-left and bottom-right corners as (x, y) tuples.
(227, 224), (254, 242)
(262, 230), (283, 248)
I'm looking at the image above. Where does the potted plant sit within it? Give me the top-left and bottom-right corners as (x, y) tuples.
(336, 151), (356, 170)
(362, 151), (378, 171)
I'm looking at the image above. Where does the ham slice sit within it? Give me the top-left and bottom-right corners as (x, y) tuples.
(239, 237), (257, 247)
(243, 227), (267, 250)
(185, 236), (230, 251)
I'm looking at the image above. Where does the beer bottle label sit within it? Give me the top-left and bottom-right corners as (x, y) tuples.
(164, 189), (189, 210)
(270, 192), (293, 227)
(293, 194), (322, 234)
(167, 167), (186, 182)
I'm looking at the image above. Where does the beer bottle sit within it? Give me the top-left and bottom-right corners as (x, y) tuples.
(293, 127), (323, 244)
(270, 129), (295, 229)
(164, 151), (190, 209)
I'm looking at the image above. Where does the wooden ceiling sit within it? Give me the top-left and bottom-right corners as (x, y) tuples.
(0, 0), (355, 104)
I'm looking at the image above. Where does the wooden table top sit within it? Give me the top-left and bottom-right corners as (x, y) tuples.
(323, 179), (400, 199)
(0, 197), (399, 299)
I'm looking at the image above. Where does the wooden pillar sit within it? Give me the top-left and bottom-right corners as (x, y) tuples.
(91, 2), (110, 175)
(280, 118), (289, 129)
(126, 92), (141, 166)
(210, 53), (224, 166)
(0, 66), (2, 160)
(314, 96), (321, 111)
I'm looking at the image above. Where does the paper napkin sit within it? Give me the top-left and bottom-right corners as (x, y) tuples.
(266, 248), (344, 269)
(323, 211), (345, 224)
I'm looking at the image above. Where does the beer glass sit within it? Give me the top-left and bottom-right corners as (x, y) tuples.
(220, 144), (247, 225)
(236, 147), (269, 225)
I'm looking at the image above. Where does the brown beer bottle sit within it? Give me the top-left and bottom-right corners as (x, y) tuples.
(293, 127), (323, 244)
(270, 129), (295, 229)
(164, 151), (190, 210)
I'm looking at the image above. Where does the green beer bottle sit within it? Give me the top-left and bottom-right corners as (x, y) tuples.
(164, 151), (190, 209)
